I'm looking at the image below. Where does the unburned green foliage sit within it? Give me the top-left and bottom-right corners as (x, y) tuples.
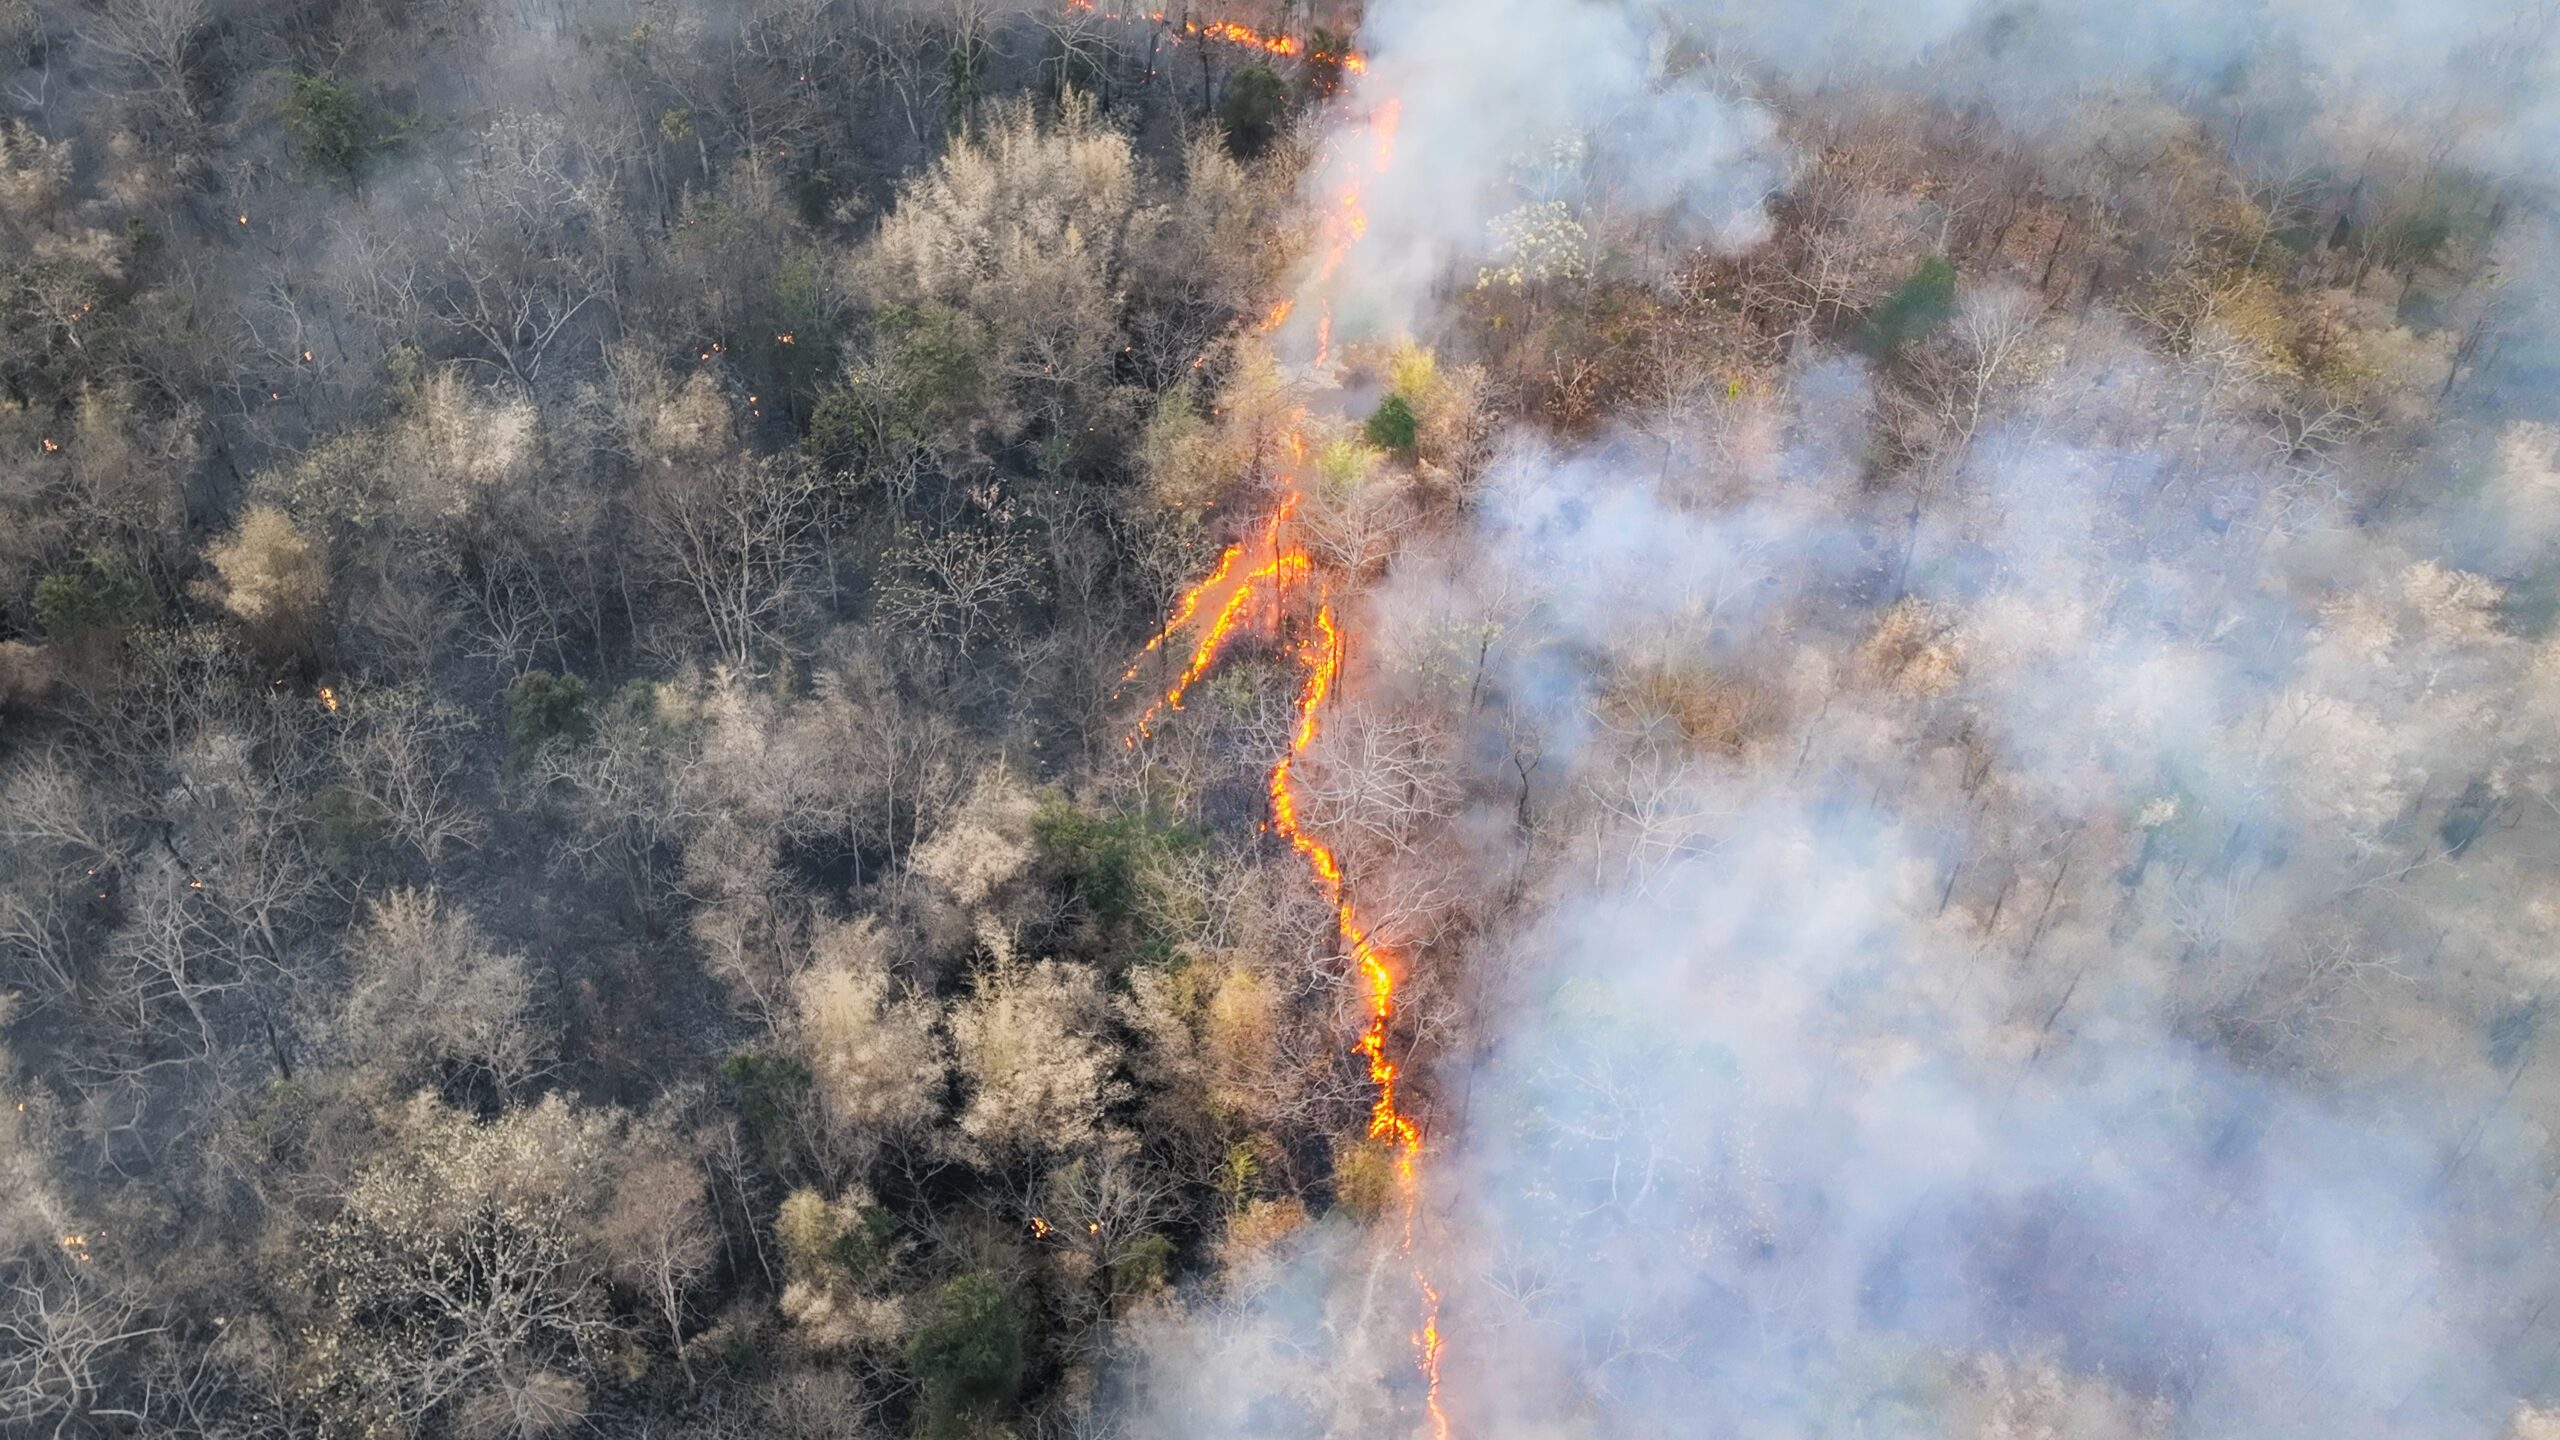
(1031, 794), (1198, 960)
(1862, 255), (1958, 357)
(311, 782), (393, 864)
(907, 1271), (1024, 1432)
(281, 74), (409, 182)
(32, 550), (150, 640)
(507, 671), (593, 752)
(1218, 66), (1290, 157)
(808, 305), (993, 469)
(1365, 393), (1420, 459)
(721, 1051), (814, 1171)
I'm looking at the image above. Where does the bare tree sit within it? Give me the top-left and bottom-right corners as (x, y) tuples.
(333, 685), (486, 864)
(335, 889), (550, 1101)
(519, 697), (706, 925)
(792, 917), (948, 1176)
(634, 455), (823, 670)
(600, 1145), (718, 1379)
(74, 0), (205, 143)
(949, 958), (1127, 1168)
(0, 1261), (159, 1436)
(426, 114), (618, 388)
(1296, 706), (1462, 866)
(875, 526), (1043, 674)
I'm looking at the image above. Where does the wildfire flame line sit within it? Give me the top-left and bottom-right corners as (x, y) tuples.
(1062, 0), (1369, 72)
(1117, 49), (1443, 1433)
(1121, 540), (1243, 683)
(1126, 526), (1448, 1438)
(1124, 501), (1304, 743)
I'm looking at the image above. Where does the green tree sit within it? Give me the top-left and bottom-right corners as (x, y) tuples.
(1363, 394), (1420, 460)
(1860, 255), (1958, 358)
(281, 74), (405, 182)
(719, 1051), (815, 1172)
(808, 305), (993, 470)
(906, 1272), (1024, 1432)
(1218, 65), (1289, 157)
(1031, 795), (1198, 962)
(507, 671), (593, 752)
(32, 551), (150, 641)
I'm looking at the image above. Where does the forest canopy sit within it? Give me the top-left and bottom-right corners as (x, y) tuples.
(6, 0), (2560, 1438)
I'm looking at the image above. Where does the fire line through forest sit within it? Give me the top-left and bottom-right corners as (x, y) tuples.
(1123, 455), (1451, 1440)
(1116, 73), (1448, 1437)
(1062, 0), (1369, 73)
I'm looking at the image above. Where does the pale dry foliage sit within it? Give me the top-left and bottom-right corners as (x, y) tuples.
(0, 121), (129, 315)
(1942, 1352), (2169, 1440)
(1477, 199), (1595, 289)
(868, 90), (1137, 318)
(204, 505), (325, 634)
(1216, 1196), (1308, 1274)
(949, 958), (1126, 1164)
(2399, 559), (2506, 649)
(792, 917), (948, 1156)
(1862, 596), (1964, 698)
(455, 1369), (588, 1440)
(0, 641), (51, 710)
(1134, 381), (1237, 518)
(1119, 950), (1325, 1143)
(863, 91), (1151, 434)
(387, 368), (540, 523)
(2463, 421), (2560, 576)
(285, 1095), (623, 1435)
(0, 120), (72, 216)
(774, 1186), (909, 1352)
(911, 766), (1041, 912)
(597, 1144), (716, 1373)
(337, 889), (548, 1099)
(599, 344), (735, 467)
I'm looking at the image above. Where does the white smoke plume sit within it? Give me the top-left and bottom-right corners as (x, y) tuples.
(1291, 0), (1786, 345)
(1119, 0), (2560, 1437)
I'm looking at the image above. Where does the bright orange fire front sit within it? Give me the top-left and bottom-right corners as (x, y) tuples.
(1124, 501), (1304, 744)
(1062, 2), (1368, 72)
(1116, 24), (1444, 1429)
(1127, 499), (1448, 1437)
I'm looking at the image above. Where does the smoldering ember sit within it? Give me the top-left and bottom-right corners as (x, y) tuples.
(8, 0), (2560, 1436)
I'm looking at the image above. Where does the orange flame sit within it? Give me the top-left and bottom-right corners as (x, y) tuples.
(1115, 30), (1445, 1428)
(1122, 540), (1244, 685)
(1127, 511), (1449, 1437)
(1124, 500), (1306, 743)
(1299, 96), (1399, 370)
(1061, 1), (1367, 71)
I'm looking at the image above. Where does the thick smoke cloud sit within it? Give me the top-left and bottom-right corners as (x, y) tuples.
(1302, 0), (1785, 342)
(1123, 1), (2560, 1437)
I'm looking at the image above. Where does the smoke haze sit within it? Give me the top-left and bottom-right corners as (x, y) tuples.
(1128, 1), (2560, 1437)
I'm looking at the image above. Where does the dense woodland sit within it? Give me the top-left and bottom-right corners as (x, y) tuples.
(7, 0), (2560, 1436)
